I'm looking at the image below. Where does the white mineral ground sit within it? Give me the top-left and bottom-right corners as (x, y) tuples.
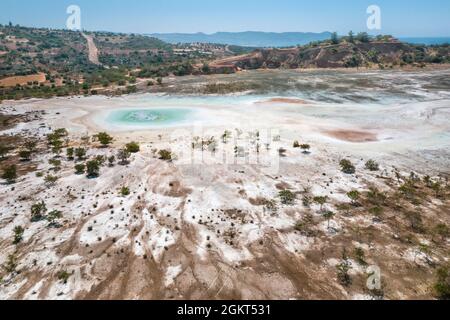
(0, 69), (449, 300)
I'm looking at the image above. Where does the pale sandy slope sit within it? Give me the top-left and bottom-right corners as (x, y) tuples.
(81, 33), (102, 66)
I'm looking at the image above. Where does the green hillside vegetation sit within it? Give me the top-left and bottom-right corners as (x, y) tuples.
(0, 24), (233, 101)
(1, 26), (449, 102)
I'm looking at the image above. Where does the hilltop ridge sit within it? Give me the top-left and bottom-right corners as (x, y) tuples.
(149, 31), (333, 47)
(208, 35), (450, 72)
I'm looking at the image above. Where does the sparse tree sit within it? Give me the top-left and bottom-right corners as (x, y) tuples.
(434, 266), (450, 300)
(300, 144), (311, 154)
(86, 160), (100, 178)
(13, 226), (24, 245)
(57, 270), (71, 284)
(75, 147), (87, 160)
(348, 31), (355, 43)
(108, 155), (115, 167)
(2, 165), (17, 184)
(47, 210), (63, 227)
(356, 32), (370, 43)
(354, 247), (367, 266)
(126, 142), (140, 153)
(433, 224), (449, 243)
(279, 190), (296, 205)
(120, 186), (130, 196)
(94, 132), (114, 147)
(158, 149), (173, 161)
(365, 159), (380, 171)
(314, 196), (328, 212)
(31, 201), (47, 222)
(23, 139), (38, 152)
(347, 190), (360, 206)
(323, 210), (335, 230)
(336, 249), (352, 286)
(66, 147), (74, 160)
(331, 32), (339, 44)
(19, 150), (32, 161)
(74, 163), (86, 175)
(340, 159), (356, 174)
(49, 158), (62, 171)
(117, 149), (131, 165)
(44, 174), (58, 187)
(2, 254), (17, 274)
(51, 139), (64, 155)
(0, 144), (10, 160)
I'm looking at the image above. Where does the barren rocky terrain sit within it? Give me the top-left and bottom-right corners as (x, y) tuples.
(0, 69), (449, 300)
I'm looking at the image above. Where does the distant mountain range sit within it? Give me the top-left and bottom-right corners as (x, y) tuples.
(399, 37), (450, 45)
(148, 31), (333, 47)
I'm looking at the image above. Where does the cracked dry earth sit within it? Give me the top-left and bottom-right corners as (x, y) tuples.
(0, 129), (448, 300)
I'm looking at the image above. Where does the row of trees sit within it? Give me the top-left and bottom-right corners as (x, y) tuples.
(330, 31), (373, 45)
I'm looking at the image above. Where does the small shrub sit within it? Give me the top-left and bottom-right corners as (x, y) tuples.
(31, 201), (47, 222)
(120, 186), (130, 196)
(86, 160), (100, 178)
(433, 224), (449, 242)
(75, 148), (87, 160)
(57, 270), (71, 284)
(366, 187), (387, 206)
(158, 149), (172, 161)
(434, 266), (450, 300)
(336, 249), (352, 286)
(323, 210), (335, 230)
(2, 254), (17, 274)
(369, 206), (383, 217)
(354, 247), (367, 266)
(347, 190), (360, 206)
(365, 159), (379, 171)
(340, 159), (356, 174)
(279, 190), (295, 205)
(95, 132), (114, 147)
(74, 163), (86, 175)
(44, 174), (59, 186)
(118, 149), (131, 165)
(300, 144), (311, 154)
(19, 150), (32, 161)
(47, 210), (63, 227)
(126, 142), (140, 153)
(2, 165), (17, 184)
(13, 226), (24, 245)
(108, 155), (115, 167)
(49, 158), (62, 169)
(313, 196), (328, 211)
(66, 147), (74, 160)
(0, 144), (11, 159)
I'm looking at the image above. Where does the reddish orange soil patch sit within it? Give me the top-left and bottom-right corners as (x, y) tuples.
(323, 129), (378, 142)
(255, 98), (309, 105)
(0, 73), (46, 87)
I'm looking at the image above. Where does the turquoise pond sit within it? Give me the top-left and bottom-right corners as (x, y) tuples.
(106, 108), (192, 126)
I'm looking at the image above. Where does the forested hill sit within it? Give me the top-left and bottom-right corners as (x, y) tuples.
(149, 31), (333, 47)
(207, 34), (450, 72)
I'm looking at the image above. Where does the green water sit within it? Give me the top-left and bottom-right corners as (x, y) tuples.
(107, 108), (192, 127)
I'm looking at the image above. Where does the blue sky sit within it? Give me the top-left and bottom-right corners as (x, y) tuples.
(1, 0), (449, 36)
